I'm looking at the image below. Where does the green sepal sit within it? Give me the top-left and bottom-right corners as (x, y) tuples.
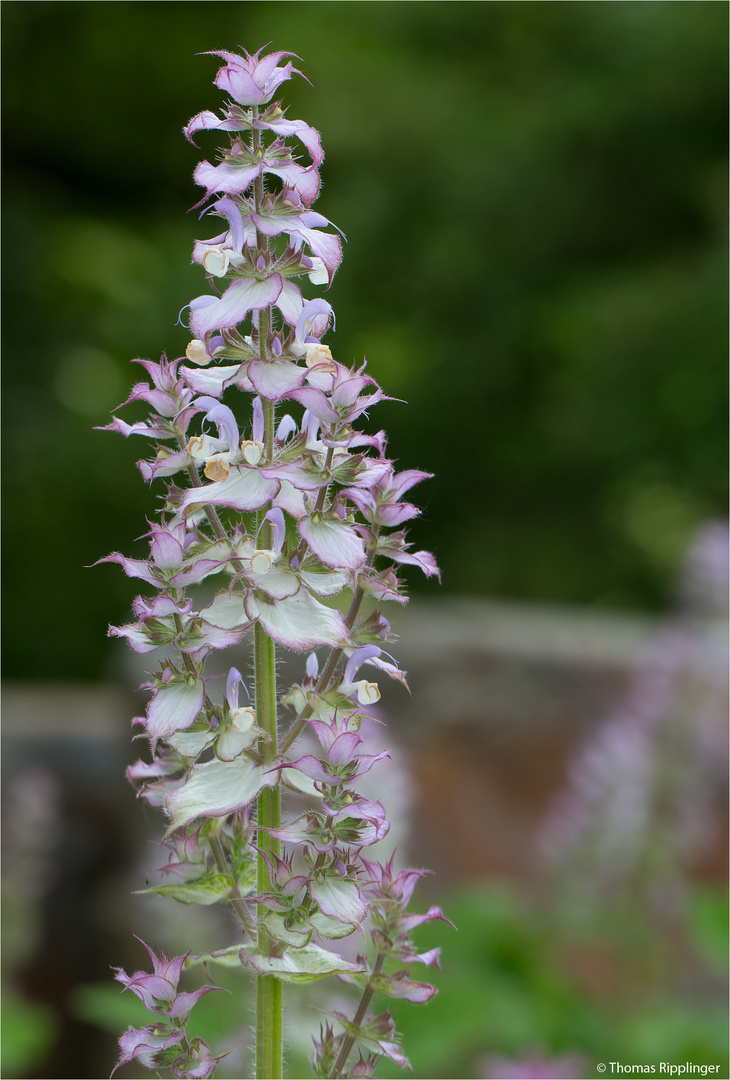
(329, 454), (367, 485)
(262, 911), (314, 948)
(351, 610), (397, 645)
(309, 911), (358, 941)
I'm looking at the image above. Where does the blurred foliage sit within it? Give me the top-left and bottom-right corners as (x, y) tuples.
(2, 0), (727, 679)
(67, 880), (728, 1079)
(0, 993), (58, 1078)
(382, 883), (729, 1078)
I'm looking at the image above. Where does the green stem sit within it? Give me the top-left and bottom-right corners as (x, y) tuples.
(251, 112), (283, 1059)
(329, 953), (386, 1078)
(256, 962), (283, 1080)
(254, 565), (282, 1078)
(209, 833), (257, 938)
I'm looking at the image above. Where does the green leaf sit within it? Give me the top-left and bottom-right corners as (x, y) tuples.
(186, 945), (244, 970)
(135, 872), (234, 905)
(240, 942), (367, 984)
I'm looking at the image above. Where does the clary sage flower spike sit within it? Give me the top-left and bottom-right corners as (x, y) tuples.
(101, 46), (446, 1079)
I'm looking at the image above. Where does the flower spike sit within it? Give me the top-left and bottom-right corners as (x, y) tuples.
(102, 45), (443, 1079)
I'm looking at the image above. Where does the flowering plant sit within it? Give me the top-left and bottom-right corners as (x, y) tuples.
(101, 47), (447, 1079)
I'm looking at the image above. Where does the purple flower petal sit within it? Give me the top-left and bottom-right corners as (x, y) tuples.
(182, 621), (247, 654)
(259, 461), (328, 492)
(146, 677), (205, 740)
(115, 1024), (184, 1071)
(108, 622), (158, 654)
(149, 529), (185, 571)
(247, 359), (307, 399)
(138, 448), (194, 483)
(181, 465), (279, 514)
(226, 667), (243, 710)
(190, 275), (283, 339)
(193, 158), (260, 198)
(371, 970), (437, 1004)
(167, 985), (219, 1023)
(206, 48), (298, 106)
(275, 279), (304, 326)
(262, 116), (323, 167)
(181, 364), (250, 398)
(245, 589), (350, 651)
(376, 502), (421, 527)
(344, 645), (382, 684)
(96, 553), (159, 586)
(308, 875), (366, 925)
(295, 298), (333, 344)
(389, 547), (441, 579)
(208, 197), (246, 251)
(327, 730), (361, 766)
(280, 754), (332, 784)
(286, 386), (340, 422)
(388, 468), (433, 500)
(184, 109), (250, 147)
(196, 398), (240, 453)
(293, 225), (342, 282)
(262, 507), (286, 554)
(267, 161), (321, 206)
(298, 515), (366, 570)
(166, 755), (275, 832)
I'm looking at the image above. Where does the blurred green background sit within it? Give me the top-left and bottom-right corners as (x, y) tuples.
(2, 0), (727, 681)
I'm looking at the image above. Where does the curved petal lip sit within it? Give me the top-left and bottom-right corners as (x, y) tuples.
(190, 276), (283, 338)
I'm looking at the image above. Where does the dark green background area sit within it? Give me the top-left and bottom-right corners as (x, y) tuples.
(2, 0), (727, 680)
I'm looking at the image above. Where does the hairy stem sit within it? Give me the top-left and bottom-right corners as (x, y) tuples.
(329, 953), (386, 1078)
(254, 479), (283, 1080)
(250, 105), (283, 1073)
(209, 833), (257, 937)
(253, 396), (282, 1077)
